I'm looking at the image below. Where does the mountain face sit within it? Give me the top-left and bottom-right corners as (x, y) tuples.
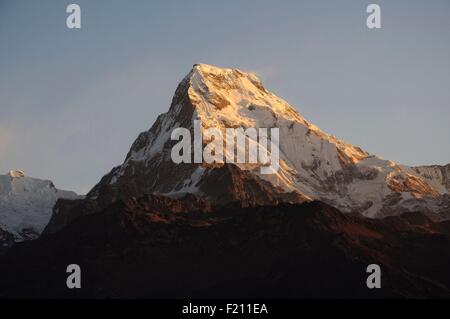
(3, 198), (450, 298)
(413, 164), (450, 216)
(0, 170), (79, 250)
(46, 64), (449, 234)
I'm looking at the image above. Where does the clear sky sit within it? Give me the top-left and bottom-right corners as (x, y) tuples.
(1, 0), (449, 194)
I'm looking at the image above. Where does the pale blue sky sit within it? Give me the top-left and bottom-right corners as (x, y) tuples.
(1, 0), (449, 194)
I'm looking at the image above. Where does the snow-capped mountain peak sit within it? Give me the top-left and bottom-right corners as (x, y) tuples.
(0, 171), (79, 244)
(77, 64), (450, 220)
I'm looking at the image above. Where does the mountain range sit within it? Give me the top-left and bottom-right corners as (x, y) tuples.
(0, 64), (449, 298)
(45, 64), (450, 234)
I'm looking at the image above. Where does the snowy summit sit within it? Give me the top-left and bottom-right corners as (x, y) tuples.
(0, 171), (79, 244)
(80, 64), (450, 219)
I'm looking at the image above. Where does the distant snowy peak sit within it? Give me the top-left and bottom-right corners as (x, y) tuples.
(413, 164), (450, 194)
(0, 171), (79, 244)
(84, 63), (449, 219)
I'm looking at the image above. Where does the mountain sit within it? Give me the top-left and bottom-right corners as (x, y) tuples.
(2, 64), (450, 298)
(0, 170), (79, 251)
(45, 63), (449, 235)
(2, 197), (450, 298)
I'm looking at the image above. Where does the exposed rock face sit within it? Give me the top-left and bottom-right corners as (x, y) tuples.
(3, 199), (450, 298)
(46, 64), (450, 235)
(44, 165), (307, 235)
(45, 193), (212, 234)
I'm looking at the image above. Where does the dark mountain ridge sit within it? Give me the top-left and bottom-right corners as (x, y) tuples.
(1, 197), (450, 299)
